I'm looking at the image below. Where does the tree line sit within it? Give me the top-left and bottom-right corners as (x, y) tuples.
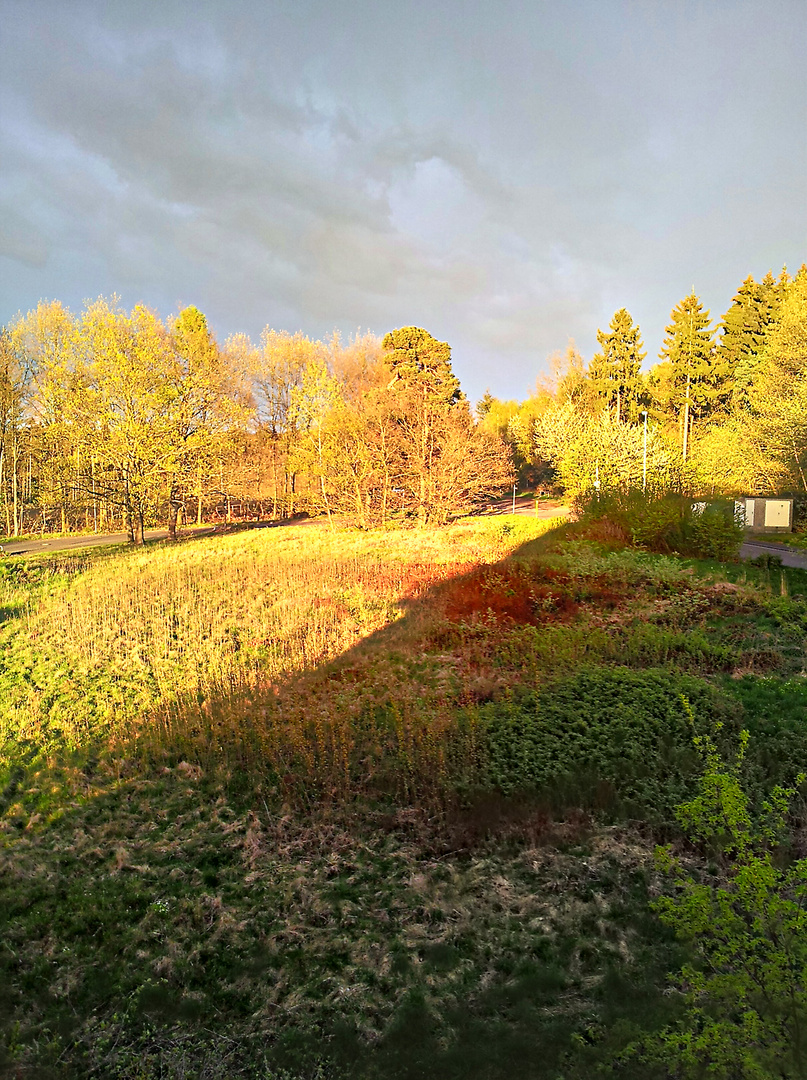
(480, 264), (807, 499)
(0, 303), (512, 542)
(3, 263), (804, 542)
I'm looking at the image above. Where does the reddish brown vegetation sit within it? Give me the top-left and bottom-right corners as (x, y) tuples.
(437, 564), (623, 626)
(398, 562), (479, 599)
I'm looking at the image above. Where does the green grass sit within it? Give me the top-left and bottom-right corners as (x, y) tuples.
(1, 771), (684, 1079)
(2, 518), (807, 1077)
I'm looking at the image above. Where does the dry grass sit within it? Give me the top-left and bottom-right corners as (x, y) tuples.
(0, 517), (562, 776)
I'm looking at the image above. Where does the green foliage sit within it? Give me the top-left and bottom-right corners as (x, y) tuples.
(381, 327), (460, 408)
(719, 274), (779, 408)
(688, 502), (745, 560)
(475, 669), (739, 823)
(658, 292), (723, 419)
(574, 488), (743, 560)
(634, 731), (807, 1078)
(536, 406), (682, 496)
(743, 271), (807, 493)
(724, 677), (807, 797)
(589, 308), (646, 423)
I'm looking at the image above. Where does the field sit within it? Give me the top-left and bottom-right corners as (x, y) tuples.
(2, 517), (807, 1078)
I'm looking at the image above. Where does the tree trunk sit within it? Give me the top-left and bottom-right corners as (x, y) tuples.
(196, 459), (203, 525)
(91, 456), (98, 532)
(0, 443), (6, 536)
(123, 473), (136, 544)
(418, 401), (429, 527)
(354, 476), (366, 529)
(682, 369), (691, 464)
(167, 490), (180, 541)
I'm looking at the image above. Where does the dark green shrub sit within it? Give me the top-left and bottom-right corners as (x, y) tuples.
(475, 668), (741, 825)
(685, 503), (744, 560)
(724, 676), (807, 801)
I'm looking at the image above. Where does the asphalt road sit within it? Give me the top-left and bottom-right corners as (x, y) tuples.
(0, 527), (216, 557)
(480, 497), (571, 519)
(740, 539), (807, 569)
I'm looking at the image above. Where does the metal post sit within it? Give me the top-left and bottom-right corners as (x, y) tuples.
(512, 483), (516, 515)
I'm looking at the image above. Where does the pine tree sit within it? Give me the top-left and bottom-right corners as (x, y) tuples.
(588, 308), (646, 423)
(381, 327), (461, 408)
(658, 293), (718, 462)
(719, 274), (779, 408)
(381, 327), (462, 525)
(475, 388), (495, 420)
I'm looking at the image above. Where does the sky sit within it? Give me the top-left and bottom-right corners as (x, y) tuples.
(1, 0), (805, 403)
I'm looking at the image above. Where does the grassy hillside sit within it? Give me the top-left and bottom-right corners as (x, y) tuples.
(2, 518), (807, 1078)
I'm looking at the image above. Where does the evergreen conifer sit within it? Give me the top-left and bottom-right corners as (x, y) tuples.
(588, 308), (646, 423)
(658, 293), (719, 461)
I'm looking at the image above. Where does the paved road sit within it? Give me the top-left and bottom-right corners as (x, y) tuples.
(480, 497), (571, 519)
(740, 539), (807, 569)
(0, 516), (317, 557)
(0, 527), (216, 557)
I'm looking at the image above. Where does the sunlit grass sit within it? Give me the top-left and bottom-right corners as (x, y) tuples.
(0, 518), (563, 772)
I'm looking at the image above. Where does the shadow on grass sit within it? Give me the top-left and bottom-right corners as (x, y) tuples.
(9, 518), (794, 1079)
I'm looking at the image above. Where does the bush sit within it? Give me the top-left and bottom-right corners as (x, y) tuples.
(686, 502), (745, 561)
(473, 669), (741, 824)
(634, 732), (807, 1079)
(573, 488), (743, 561)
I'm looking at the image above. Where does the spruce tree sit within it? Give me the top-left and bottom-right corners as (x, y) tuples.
(475, 388), (495, 420)
(718, 275), (778, 408)
(588, 308), (646, 423)
(658, 293), (718, 462)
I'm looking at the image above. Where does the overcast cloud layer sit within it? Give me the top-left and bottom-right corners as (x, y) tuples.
(1, 0), (805, 401)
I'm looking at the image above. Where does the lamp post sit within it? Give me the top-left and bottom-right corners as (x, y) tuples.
(512, 482), (517, 515)
(641, 410), (648, 492)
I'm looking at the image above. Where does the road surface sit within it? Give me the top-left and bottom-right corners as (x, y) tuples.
(0, 527), (216, 557)
(480, 497), (571, 519)
(740, 539), (807, 569)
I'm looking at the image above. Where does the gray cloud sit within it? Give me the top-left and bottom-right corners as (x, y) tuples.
(1, 0), (805, 401)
